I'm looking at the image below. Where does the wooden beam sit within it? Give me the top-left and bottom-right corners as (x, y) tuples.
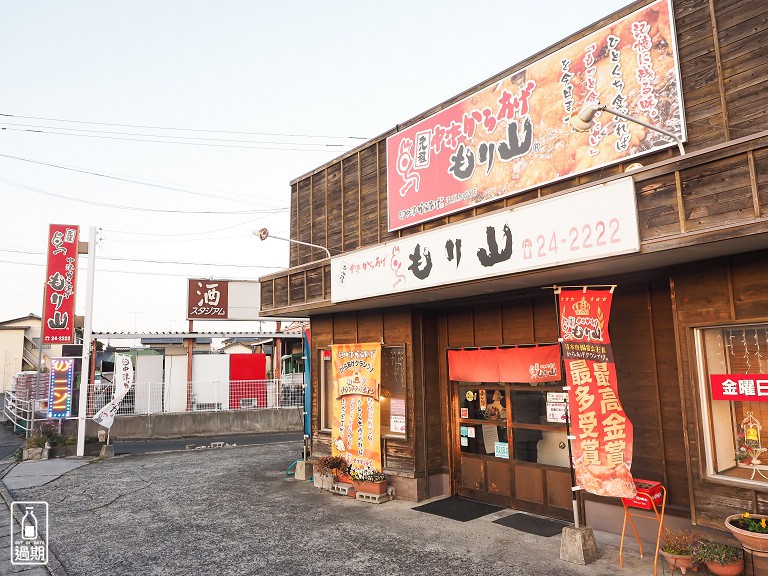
(708, 0), (731, 141)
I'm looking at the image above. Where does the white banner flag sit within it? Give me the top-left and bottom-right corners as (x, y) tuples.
(93, 353), (134, 429)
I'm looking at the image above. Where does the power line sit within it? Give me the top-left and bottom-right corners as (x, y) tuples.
(0, 176), (287, 215)
(0, 121), (356, 148)
(0, 112), (368, 140)
(0, 153), (285, 206)
(0, 248), (285, 270)
(0, 125), (351, 152)
(0, 258), (275, 278)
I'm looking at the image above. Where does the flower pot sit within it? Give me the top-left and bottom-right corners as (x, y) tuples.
(725, 514), (768, 553)
(660, 550), (697, 574)
(705, 558), (744, 576)
(352, 480), (387, 495)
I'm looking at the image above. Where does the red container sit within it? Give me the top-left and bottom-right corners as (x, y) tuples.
(621, 479), (663, 510)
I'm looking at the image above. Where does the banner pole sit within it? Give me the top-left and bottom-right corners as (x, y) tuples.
(551, 285), (582, 528)
(77, 227), (97, 457)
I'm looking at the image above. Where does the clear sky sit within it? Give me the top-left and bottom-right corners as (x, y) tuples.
(1, 0), (632, 334)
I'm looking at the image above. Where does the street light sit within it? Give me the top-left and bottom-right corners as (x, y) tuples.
(569, 103), (685, 156)
(254, 228), (331, 260)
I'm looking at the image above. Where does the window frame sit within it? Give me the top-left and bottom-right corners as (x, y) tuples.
(695, 321), (768, 489)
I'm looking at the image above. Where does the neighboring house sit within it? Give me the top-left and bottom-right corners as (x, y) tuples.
(0, 314), (68, 393)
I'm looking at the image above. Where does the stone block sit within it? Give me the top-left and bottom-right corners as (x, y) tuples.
(294, 460), (312, 481)
(330, 482), (354, 496)
(560, 526), (599, 565)
(99, 445), (115, 458)
(356, 491), (390, 504)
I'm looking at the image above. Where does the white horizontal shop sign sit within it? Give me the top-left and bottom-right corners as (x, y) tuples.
(331, 177), (639, 303)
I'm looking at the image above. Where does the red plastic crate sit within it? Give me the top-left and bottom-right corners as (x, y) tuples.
(621, 479), (663, 510)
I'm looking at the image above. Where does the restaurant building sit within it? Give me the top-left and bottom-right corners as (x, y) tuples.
(259, 0), (768, 532)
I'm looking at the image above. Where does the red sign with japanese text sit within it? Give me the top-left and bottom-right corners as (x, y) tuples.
(187, 279), (229, 320)
(711, 374), (768, 402)
(559, 288), (636, 499)
(386, 0), (683, 231)
(42, 224), (79, 344)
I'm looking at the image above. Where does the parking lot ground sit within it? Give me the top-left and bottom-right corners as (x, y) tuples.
(2, 438), (655, 576)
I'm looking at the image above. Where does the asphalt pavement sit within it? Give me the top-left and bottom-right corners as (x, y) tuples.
(0, 434), (658, 576)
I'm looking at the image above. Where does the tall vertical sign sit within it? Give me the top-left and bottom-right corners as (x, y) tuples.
(93, 353), (134, 429)
(331, 343), (382, 472)
(558, 287), (637, 498)
(47, 358), (74, 418)
(42, 224), (79, 344)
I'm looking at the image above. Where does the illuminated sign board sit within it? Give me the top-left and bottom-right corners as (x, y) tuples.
(47, 359), (74, 418)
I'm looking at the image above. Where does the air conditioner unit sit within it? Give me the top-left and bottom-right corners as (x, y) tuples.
(240, 398), (258, 409)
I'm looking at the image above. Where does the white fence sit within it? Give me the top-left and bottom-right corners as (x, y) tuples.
(4, 377), (305, 436)
(89, 378), (305, 417)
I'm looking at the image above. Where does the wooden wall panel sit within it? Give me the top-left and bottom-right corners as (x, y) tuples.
(326, 165), (342, 257)
(681, 157), (754, 230)
(332, 312), (357, 343)
(360, 145), (380, 247)
(356, 309), (383, 343)
(290, 182), (299, 267)
(447, 309), (474, 348)
(296, 178), (312, 264)
(342, 155), (360, 253)
(532, 296), (558, 342)
(311, 171), (327, 260)
(473, 303), (502, 346)
(501, 299), (535, 343)
(636, 176), (682, 239)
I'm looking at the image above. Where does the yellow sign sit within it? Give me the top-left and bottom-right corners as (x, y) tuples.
(332, 343), (382, 472)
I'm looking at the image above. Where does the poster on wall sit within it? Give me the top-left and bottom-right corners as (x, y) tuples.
(42, 224), (79, 344)
(331, 343), (383, 472)
(386, 0), (683, 231)
(558, 287), (637, 498)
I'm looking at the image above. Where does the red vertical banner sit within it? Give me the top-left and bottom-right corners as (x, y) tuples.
(42, 224), (80, 344)
(558, 288), (637, 498)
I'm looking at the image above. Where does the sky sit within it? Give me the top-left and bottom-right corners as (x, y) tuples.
(1, 0), (633, 335)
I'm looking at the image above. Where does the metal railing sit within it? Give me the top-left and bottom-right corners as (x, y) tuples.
(88, 378), (305, 417)
(4, 390), (35, 437)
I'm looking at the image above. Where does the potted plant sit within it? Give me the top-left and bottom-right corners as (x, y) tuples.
(725, 512), (768, 553)
(660, 529), (698, 574)
(313, 455), (348, 490)
(691, 540), (743, 576)
(348, 465), (387, 495)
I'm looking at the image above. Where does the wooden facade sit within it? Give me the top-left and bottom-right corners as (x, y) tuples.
(259, 0), (768, 530)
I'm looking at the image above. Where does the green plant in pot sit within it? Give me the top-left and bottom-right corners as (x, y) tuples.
(691, 540), (743, 576)
(660, 529), (698, 574)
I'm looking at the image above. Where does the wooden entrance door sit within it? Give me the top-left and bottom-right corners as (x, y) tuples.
(453, 383), (573, 520)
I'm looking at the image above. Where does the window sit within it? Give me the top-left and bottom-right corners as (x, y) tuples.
(380, 346), (406, 438)
(696, 323), (768, 487)
(319, 345), (407, 438)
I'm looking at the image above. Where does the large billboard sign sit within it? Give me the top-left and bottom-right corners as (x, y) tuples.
(386, 0), (683, 231)
(42, 224), (79, 344)
(332, 177), (639, 303)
